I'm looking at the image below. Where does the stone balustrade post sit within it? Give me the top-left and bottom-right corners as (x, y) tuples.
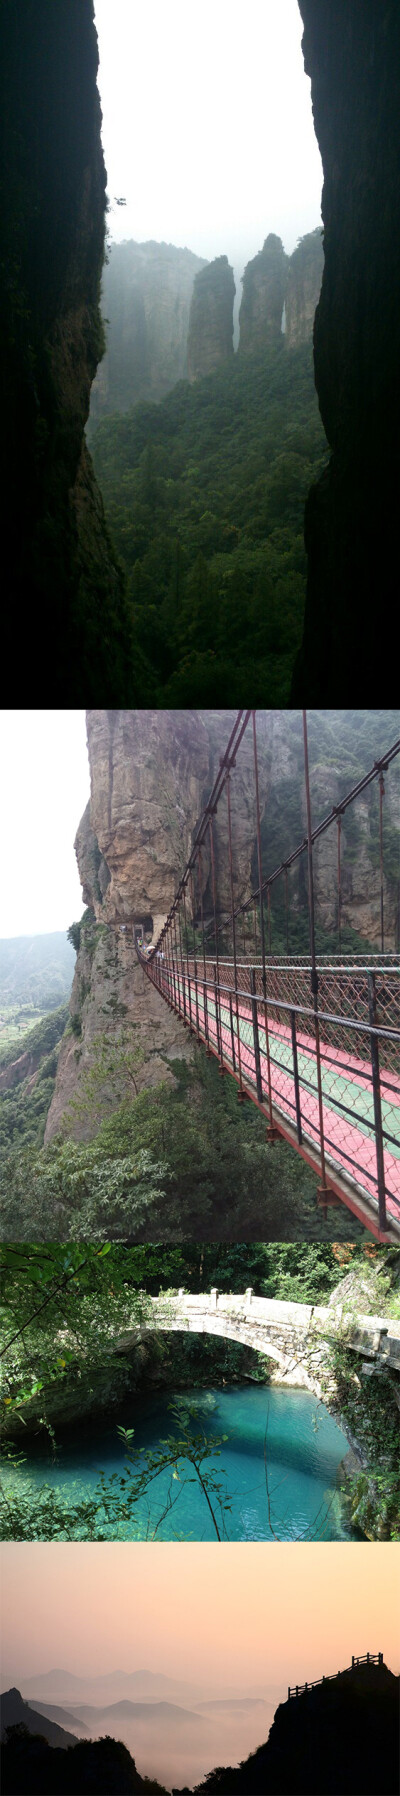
(245, 1288), (253, 1306)
(210, 1288), (218, 1309)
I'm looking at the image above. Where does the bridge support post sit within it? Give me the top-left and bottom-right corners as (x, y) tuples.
(368, 972), (387, 1231)
(213, 964), (223, 1065)
(250, 967), (263, 1103)
(290, 1008), (302, 1144)
(229, 992), (236, 1072)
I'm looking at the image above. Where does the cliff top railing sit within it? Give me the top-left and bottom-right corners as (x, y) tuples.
(136, 712), (400, 1244)
(288, 1653), (384, 1698)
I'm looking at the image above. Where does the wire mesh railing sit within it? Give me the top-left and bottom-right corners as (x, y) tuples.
(144, 949), (400, 1238)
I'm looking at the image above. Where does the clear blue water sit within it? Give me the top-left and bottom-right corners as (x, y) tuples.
(12, 1385), (356, 1541)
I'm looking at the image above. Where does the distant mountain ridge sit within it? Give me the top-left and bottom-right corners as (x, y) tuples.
(0, 1686), (78, 1749)
(22, 1666), (281, 1706)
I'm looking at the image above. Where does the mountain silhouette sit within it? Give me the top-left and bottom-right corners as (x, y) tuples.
(191, 1658), (399, 1795)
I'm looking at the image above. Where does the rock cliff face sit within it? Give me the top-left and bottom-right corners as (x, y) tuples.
(0, 0), (132, 700)
(292, 0), (400, 703)
(187, 257), (235, 380)
(89, 240), (208, 426)
(239, 235), (288, 353)
(46, 708), (271, 1140)
(285, 228), (324, 348)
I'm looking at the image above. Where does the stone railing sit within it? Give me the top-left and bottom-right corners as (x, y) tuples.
(116, 1289), (400, 1373)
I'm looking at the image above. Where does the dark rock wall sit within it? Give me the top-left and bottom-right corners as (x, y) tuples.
(292, 0), (400, 702)
(239, 234), (288, 352)
(187, 255), (235, 380)
(0, 0), (132, 700)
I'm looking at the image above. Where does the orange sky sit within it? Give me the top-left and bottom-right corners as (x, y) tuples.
(1, 1543), (399, 1691)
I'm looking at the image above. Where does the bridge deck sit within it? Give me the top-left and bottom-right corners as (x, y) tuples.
(143, 955), (400, 1242)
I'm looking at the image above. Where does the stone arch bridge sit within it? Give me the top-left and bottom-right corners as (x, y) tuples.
(116, 1290), (400, 1390)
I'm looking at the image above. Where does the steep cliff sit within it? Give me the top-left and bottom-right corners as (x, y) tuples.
(89, 240), (208, 427)
(187, 257), (235, 380)
(292, 0), (400, 703)
(239, 235), (288, 353)
(285, 228), (324, 348)
(46, 708), (270, 1140)
(45, 710), (236, 1140)
(0, 0), (132, 700)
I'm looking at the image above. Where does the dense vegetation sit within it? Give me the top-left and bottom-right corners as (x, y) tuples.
(1, 1726), (168, 1794)
(0, 1005), (68, 1154)
(90, 340), (329, 703)
(0, 1050), (364, 1242)
(0, 933), (74, 1059)
(333, 1349), (400, 1542)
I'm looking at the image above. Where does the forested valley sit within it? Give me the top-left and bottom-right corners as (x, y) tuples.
(90, 339), (328, 704)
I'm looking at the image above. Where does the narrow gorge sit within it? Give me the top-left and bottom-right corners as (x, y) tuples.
(2, 2), (399, 697)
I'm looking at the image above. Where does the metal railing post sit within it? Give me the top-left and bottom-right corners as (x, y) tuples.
(226, 771), (244, 1096)
(183, 884), (194, 1033)
(303, 709), (330, 1206)
(290, 1008), (303, 1144)
(379, 769), (386, 954)
(337, 812), (342, 955)
(252, 711), (277, 1139)
(250, 967), (263, 1103)
(190, 867), (201, 1041)
(177, 897), (186, 1023)
(213, 961), (222, 1063)
(229, 992), (236, 1071)
(368, 972), (387, 1231)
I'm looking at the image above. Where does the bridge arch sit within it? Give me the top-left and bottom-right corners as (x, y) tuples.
(137, 1315), (289, 1370)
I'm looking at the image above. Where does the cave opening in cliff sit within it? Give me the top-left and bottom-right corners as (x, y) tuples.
(133, 914), (154, 945)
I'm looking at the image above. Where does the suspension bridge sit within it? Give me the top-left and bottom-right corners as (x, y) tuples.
(132, 711), (400, 1243)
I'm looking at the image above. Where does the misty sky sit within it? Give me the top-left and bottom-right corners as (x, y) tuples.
(2, 1543), (399, 1690)
(93, 0), (323, 271)
(0, 713), (89, 939)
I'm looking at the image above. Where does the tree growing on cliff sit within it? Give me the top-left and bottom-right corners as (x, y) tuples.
(63, 1025), (146, 1134)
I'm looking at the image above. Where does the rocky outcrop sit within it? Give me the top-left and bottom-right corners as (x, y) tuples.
(187, 257), (235, 380)
(89, 240), (208, 426)
(292, 1), (400, 703)
(239, 235), (288, 353)
(46, 708), (267, 1140)
(285, 228), (324, 348)
(0, 0), (132, 700)
(202, 1660), (400, 1794)
(0, 1689), (78, 1751)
